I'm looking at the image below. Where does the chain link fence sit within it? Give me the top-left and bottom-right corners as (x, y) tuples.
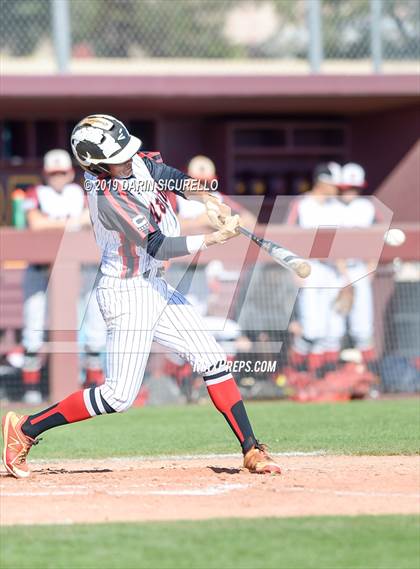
(0, 0), (51, 57)
(0, 0), (418, 72)
(1, 259), (419, 403)
(382, 0), (420, 60)
(323, 0), (372, 61)
(323, 0), (419, 61)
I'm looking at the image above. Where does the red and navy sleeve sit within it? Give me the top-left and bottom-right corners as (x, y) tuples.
(97, 182), (190, 260)
(141, 155), (191, 199)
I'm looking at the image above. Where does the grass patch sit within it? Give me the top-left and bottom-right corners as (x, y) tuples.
(1, 515), (419, 569)
(1, 399), (419, 459)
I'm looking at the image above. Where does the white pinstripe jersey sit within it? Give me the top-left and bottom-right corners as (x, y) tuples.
(86, 152), (189, 279)
(286, 195), (341, 228)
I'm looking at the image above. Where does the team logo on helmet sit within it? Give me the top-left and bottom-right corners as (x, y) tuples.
(72, 126), (121, 158)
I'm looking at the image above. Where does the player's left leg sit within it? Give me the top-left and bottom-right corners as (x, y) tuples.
(348, 275), (375, 363)
(153, 284), (281, 474)
(2, 390), (97, 478)
(291, 262), (334, 378)
(323, 286), (346, 372)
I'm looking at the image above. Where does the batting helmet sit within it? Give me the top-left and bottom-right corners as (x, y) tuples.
(71, 114), (142, 176)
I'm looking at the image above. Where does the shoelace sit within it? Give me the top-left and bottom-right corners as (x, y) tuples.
(17, 437), (39, 464)
(254, 440), (269, 457)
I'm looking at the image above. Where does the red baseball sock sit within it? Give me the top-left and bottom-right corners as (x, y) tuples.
(289, 348), (306, 367)
(22, 369), (41, 387)
(206, 376), (257, 454)
(324, 351), (339, 364)
(308, 353), (325, 377)
(361, 348), (376, 363)
(308, 353), (324, 371)
(85, 368), (105, 387)
(21, 390), (92, 439)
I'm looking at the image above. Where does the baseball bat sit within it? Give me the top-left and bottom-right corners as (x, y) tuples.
(238, 226), (312, 278)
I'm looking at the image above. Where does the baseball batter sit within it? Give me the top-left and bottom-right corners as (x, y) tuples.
(2, 114), (281, 478)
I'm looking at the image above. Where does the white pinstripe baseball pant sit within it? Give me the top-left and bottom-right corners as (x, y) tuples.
(83, 272), (227, 415)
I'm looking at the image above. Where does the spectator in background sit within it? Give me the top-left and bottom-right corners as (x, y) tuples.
(21, 149), (106, 404)
(177, 155), (257, 234)
(285, 162), (342, 378)
(326, 163), (377, 366)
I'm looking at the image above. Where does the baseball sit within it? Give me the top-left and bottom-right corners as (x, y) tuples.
(296, 260), (312, 278)
(384, 228), (406, 247)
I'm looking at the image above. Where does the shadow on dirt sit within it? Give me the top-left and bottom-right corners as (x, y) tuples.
(36, 468), (113, 475)
(207, 466), (242, 475)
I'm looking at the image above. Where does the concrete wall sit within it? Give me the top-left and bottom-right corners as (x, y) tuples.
(351, 105), (420, 221)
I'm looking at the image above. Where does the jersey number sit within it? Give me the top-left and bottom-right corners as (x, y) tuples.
(150, 195), (167, 223)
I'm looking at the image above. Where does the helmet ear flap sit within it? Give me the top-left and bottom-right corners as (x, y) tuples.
(93, 163), (111, 176)
(84, 162), (110, 177)
(70, 138), (92, 168)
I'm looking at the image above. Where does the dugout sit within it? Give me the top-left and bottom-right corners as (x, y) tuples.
(0, 73), (419, 400)
(0, 74), (419, 224)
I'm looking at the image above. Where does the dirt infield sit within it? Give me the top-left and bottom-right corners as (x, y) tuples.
(1, 455), (419, 525)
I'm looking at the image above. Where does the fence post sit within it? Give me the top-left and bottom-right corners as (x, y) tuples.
(307, 0), (323, 73)
(51, 0), (71, 73)
(371, 0), (383, 73)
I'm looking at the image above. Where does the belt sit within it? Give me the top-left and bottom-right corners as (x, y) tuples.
(99, 267), (164, 280)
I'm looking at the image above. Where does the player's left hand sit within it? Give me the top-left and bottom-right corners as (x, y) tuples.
(205, 195), (231, 229)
